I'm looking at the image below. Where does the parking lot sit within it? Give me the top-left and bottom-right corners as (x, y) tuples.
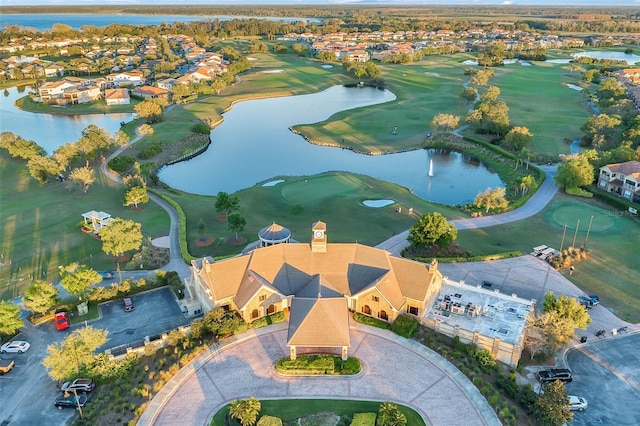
(565, 333), (640, 425)
(0, 286), (190, 426)
(96, 286), (190, 353)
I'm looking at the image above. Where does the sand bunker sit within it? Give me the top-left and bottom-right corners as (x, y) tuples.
(262, 180), (285, 187)
(363, 199), (395, 208)
(566, 83), (584, 91)
(321, 64), (334, 69)
(263, 69), (285, 74)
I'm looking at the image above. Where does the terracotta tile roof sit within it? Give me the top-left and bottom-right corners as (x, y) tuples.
(201, 241), (437, 309)
(133, 85), (168, 96)
(287, 297), (350, 347)
(606, 161), (640, 177)
(104, 88), (129, 100)
(199, 256), (250, 300)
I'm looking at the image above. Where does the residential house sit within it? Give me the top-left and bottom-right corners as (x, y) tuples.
(106, 70), (144, 87)
(104, 88), (130, 105)
(38, 80), (77, 102)
(597, 161), (640, 203)
(132, 85), (169, 100)
(619, 68), (640, 86)
(338, 48), (370, 62)
(62, 84), (101, 105)
(187, 221), (443, 360)
(44, 63), (65, 77)
(156, 78), (177, 92)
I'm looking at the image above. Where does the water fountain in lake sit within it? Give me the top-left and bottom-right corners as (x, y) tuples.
(428, 159), (434, 177)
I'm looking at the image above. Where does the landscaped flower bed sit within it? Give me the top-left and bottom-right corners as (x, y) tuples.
(276, 354), (361, 375)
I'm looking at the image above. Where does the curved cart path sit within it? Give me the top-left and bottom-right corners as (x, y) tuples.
(377, 164), (558, 255)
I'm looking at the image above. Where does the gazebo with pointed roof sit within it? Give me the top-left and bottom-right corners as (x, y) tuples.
(258, 222), (291, 247)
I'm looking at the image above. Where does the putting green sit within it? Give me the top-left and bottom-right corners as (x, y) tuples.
(545, 200), (617, 233)
(280, 174), (367, 205)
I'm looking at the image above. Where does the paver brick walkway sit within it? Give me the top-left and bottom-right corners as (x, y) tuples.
(139, 323), (500, 426)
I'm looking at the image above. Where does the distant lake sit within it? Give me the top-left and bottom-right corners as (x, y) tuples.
(572, 51), (640, 65)
(159, 85), (504, 205)
(0, 87), (132, 155)
(0, 84), (503, 205)
(0, 13), (320, 32)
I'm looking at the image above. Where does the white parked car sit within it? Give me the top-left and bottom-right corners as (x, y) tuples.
(1, 340), (31, 353)
(568, 395), (588, 411)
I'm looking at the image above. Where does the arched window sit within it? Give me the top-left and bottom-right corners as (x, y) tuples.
(363, 305), (371, 315)
(267, 304), (275, 315)
(379, 310), (388, 320)
(251, 309), (259, 319)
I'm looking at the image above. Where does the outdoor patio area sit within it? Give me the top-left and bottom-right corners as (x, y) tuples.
(426, 279), (535, 345)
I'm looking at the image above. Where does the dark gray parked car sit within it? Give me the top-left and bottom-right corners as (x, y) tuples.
(54, 393), (87, 410)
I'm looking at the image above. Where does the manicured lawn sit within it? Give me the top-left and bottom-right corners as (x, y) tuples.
(466, 61), (591, 159)
(455, 193), (640, 322)
(295, 55), (472, 154)
(160, 171), (465, 259)
(133, 54), (351, 155)
(210, 399), (425, 426)
(0, 154), (169, 300)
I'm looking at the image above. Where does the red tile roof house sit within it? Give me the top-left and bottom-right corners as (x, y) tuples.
(597, 161), (640, 204)
(132, 85), (169, 100)
(104, 88), (130, 105)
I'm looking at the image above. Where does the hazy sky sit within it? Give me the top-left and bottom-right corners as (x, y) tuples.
(2, 0), (639, 6)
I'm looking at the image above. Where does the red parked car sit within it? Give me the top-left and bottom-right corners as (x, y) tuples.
(55, 311), (70, 331)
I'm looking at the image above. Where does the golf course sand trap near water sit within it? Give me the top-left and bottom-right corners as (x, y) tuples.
(262, 179), (285, 187)
(363, 199), (395, 208)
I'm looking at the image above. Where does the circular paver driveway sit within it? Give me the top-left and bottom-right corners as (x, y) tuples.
(139, 323), (499, 426)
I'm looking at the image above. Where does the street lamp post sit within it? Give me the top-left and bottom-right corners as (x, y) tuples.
(70, 388), (83, 418)
(571, 219), (580, 249)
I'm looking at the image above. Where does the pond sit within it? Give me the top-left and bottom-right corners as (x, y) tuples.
(159, 85), (504, 205)
(0, 87), (133, 155)
(572, 50), (640, 65)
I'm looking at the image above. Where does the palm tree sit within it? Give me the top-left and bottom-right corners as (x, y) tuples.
(520, 175), (537, 196)
(229, 397), (261, 426)
(376, 401), (407, 426)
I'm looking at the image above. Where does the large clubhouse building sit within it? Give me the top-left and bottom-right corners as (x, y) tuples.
(189, 221), (442, 360)
(186, 221), (532, 366)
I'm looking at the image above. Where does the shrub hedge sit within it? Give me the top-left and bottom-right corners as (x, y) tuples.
(353, 312), (391, 330)
(391, 314), (419, 338)
(107, 155), (136, 174)
(137, 144), (163, 160)
(250, 311), (285, 329)
(350, 413), (376, 426)
(408, 251), (521, 264)
(276, 354), (361, 375)
(586, 185), (637, 212)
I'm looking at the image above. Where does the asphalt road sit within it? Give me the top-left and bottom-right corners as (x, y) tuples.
(564, 332), (640, 425)
(1, 287), (190, 426)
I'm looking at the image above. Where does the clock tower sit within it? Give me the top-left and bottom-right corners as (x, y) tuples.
(311, 221), (327, 253)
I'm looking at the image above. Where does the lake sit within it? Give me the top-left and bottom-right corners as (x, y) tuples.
(572, 51), (640, 65)
(159, 85), (504, 205)
(0, 87), (132, 154)
(0, 84), (503, 205)
(0, 13), (320, 32)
